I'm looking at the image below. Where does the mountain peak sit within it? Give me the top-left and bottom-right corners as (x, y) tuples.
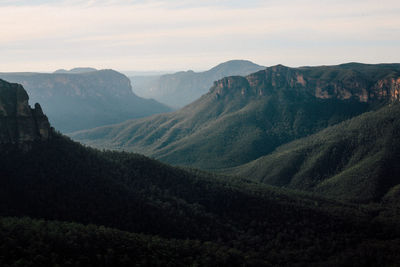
(0, 79), (51, 146)
(270, 64), (289, 69)
(208, 59), (265, 74)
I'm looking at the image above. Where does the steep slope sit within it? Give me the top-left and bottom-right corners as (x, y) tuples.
(2, 79), (400, 266)
(72, 63), (400, 170)
(0, 70), (171, 132)
(0, 79), (50, 145)
(131, 59), (265, 107)
(6, 126), (400, 267)
(227, 103), (400, 203)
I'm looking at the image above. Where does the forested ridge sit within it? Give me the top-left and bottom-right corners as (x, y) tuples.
(1, 133), (400, 266)
(228, 102), (400, 203)
(72, 63), (400, 170)
(2, 67), (400, 266)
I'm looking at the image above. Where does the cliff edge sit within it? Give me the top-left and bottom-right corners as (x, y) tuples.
(0, 79), (51, 145)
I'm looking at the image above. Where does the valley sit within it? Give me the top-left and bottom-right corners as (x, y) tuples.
(1, 62), (400, 266)
(2, 0), (399, 265)
(72, 63), (400, 171)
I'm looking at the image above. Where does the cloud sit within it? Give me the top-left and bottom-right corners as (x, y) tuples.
(0, 0), (399, 71)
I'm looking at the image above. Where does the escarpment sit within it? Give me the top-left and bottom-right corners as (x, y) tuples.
(210, 64), (400, 103)
(0, 79), (51, 145)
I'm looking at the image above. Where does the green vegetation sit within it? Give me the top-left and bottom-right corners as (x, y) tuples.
(2, 66), (400, 266)
(0, 217), (252, 267)
(73, 62), (400, 170)
(1, 133), (400, 266)
(228, 102), (400, 203)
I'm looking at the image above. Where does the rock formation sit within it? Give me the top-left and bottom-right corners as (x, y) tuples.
(211, 64), (400, 103)
(0, 79), (51, 145)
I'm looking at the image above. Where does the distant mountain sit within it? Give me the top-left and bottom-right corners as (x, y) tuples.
(227, 102), (400, 203)
(129, 74), (163, 98)
(72, 63), (400, 170)
(131, 60), (265, 107)
(0, 70), (171, 132)
(2, 79), (400, 266)
(54, 67), (97, 74)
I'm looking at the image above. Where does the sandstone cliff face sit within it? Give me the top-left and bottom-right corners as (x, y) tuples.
(0, 79), (51, 145)
(370, 77), (400, 101)
(210, 64), (400, 104)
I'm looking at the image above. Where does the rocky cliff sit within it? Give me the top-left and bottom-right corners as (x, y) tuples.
(0, 79), (51, 145)
(211, 63), (400, 103)
(71, 63), (400, 170)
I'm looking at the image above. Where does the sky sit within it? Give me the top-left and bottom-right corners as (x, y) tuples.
(0, 0), (399, 72)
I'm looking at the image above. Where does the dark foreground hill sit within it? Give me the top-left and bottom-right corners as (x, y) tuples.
(2, 215), (400, 267)
(130, 60), (265, 107)
(226, 103), (400, 204)
(72, 63), (400, 170)
(0, 69), (171, 133)
(4, 128), (400, 266)
(2, 79), (400, 266)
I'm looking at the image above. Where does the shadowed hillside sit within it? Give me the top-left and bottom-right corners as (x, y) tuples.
(226, 102), (400, 203)
(72, 63), (400, 170)
(2, 79), (400, 266)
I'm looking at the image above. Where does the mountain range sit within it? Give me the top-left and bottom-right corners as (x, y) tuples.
(72, 63), (400, 171)
(130, 60), (265, 107)
(1, 78), (400, 266)
(0, 69), (171, 133)
(53, 67), (98, 74)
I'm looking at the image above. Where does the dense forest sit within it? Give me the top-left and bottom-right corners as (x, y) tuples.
(228, 102), (400, 203)
(72, 63), (400, 170)
(2, 66), (400, 266)
(1, 133), (400, 266)
(2, 0), (399, 264)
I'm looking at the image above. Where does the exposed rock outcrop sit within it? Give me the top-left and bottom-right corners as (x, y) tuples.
(71, 63), (400, 170)
(0, 79), (51, 146)
(210, 63), (400, 103)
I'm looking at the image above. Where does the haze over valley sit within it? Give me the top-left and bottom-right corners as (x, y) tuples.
(0, 69), (171, 132)
(1, 0), (400, 266)
(129, 60), (265, 108)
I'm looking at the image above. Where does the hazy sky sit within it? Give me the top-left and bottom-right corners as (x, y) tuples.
(0, 0), (399, 72)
